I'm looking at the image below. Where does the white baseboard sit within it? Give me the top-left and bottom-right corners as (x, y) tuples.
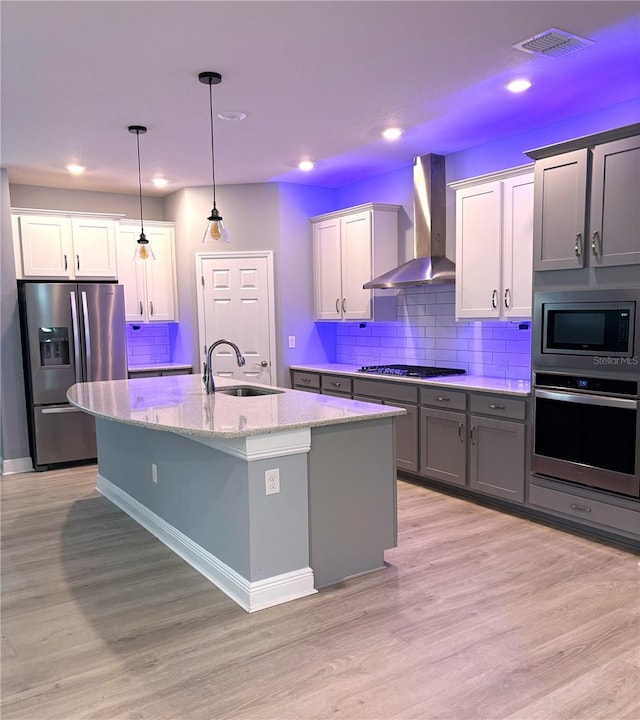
(96, 474), (317, 612)
(0, 457), (33, 475)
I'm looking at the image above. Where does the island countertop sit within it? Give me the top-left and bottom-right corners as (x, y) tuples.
(67, 374), (405, 440)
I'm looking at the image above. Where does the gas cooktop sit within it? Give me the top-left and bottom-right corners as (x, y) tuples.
(357, 364), (466, 379)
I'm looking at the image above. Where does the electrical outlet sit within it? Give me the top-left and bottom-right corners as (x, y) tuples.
(265, 468), (280, 495)
(152, 463), (158, 484)
(288, 335), (296, 348)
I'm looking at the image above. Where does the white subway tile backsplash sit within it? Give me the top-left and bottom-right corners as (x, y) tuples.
(126, 323), (172, 366)
(335, 287), (531, 377)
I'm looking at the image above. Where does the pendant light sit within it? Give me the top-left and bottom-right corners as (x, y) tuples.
(128, 125), (155, 261)
(199, 71), (230, 243)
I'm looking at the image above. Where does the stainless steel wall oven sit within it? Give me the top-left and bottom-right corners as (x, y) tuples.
(532, 373), (639, 497)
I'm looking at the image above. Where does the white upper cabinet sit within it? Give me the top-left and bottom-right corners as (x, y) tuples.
(530, 131), (640, 270)
(14, 212), (118, 280)
(311, 203), (400, 322)
(116, 221), (178, 323)
(452, 167), (534, 320)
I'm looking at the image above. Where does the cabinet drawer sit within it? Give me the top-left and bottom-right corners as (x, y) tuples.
(469, 393), (527, 420)
(352, 378), (418, 404)
(292, 371), (320, 390)
(528, 483), (640, 538)
(128, 370), (160, 378)
(420, 387), (466, 411)
(321, 374), (352, 394)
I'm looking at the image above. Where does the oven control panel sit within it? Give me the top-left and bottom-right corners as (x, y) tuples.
(534, 372), (638, 397)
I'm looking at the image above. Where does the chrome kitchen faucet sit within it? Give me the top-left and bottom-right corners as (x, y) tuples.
(203, 340), (246, 394)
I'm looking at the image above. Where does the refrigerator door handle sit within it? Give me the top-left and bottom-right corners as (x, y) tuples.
(41, 405), (83, 414)
(81, 291), (92, 382)
(70, 290), (82, 384)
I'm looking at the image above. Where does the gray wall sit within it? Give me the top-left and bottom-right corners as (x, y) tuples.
(9, 184), (165, 220)
(1, 170), (30, 468)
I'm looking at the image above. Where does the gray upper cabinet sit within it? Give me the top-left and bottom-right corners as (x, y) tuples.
(533, 149), (589, 270)
(589, 136), (640, 267)
(531, 129), (640, 270)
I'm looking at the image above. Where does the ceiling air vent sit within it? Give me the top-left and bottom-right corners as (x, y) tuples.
(514, 28), (594, 57)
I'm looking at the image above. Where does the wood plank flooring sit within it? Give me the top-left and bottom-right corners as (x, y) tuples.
(1, 466), (638, 720)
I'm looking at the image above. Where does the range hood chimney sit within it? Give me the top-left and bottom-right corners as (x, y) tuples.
(364, 154), (455, 289)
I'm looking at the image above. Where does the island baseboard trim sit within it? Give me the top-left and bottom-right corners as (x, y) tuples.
(96, 474), (317, 612)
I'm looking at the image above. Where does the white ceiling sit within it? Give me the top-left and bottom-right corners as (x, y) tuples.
(2, 1), (639, 196)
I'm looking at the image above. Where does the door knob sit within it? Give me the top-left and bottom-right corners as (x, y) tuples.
(260, 360), (268, 367)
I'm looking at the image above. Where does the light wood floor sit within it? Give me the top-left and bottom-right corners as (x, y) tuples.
(1, 466), (638, 720)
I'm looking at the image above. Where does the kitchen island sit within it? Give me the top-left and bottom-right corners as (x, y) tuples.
(67, 374), (404, 612)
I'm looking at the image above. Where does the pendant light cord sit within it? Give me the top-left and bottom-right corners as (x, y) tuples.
(208, 81), (217, 210)
(135, 130), (145, 236)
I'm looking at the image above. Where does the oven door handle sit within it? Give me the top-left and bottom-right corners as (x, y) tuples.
(534, 389), (637, 410)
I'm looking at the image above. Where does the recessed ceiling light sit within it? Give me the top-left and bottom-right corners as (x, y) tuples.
(218, 111), (247, 121)
(298, 160), (315, 172)
(506, 79), (532, 93)
(66, 164), (86, 175)
(152, 177), (169, 188)
(382, 127), (403, 141)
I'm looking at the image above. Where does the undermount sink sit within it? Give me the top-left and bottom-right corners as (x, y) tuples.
(216, 386), (283, 397)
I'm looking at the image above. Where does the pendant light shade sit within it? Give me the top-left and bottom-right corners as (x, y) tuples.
(128, 125), (155, 261)
(199, 71), (230, 243)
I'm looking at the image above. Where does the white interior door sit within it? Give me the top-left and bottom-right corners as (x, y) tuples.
(197, 252), (276, 385)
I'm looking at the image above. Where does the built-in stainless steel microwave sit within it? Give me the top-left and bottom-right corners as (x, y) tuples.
(532, 289), (640, 375)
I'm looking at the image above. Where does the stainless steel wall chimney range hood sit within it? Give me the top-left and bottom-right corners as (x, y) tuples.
(364, 154), (455, 289)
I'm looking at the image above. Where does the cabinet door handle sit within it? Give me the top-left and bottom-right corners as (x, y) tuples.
(342, 298), (346, 313)
(488, 404), (505, 410)
(150, 301), (154, 316)
(436, 396), (450, 402)
(470, 425), (475, 445)
(491, 290), (497, 309)
(458, 422), (464, 441)
(575, 233), (582, 257)
(331, 381), (341, 388)
(64, 254), (68, 271)
(76, 254), (80, 271)
(504, 288), (510, 309)
(139, 301), (144, 316)
(300, 377), (310, 384)
(335, 298), (340, 314)
(570, 503), (592, 513)
(591, 231), (601, 256)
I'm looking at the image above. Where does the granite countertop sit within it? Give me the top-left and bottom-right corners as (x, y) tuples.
(67, 374), (404, 440)
(290, 363), (531, 397)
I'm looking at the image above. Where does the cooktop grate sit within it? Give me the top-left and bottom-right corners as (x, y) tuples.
(358, 364), (466, 378)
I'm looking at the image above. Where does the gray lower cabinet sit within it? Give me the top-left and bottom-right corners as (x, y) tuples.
(353, 377), (419, 473)
(469, 415), (525, 502)
(527, 479), (640, 542)
(291, 370), (321, 393)
(289, 367), (635, 543)
(419, 406), (466, 486)
(467, 393), (527, 503)
(321, 374), (352, 396)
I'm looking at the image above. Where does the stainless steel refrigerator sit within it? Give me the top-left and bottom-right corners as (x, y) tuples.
(18, 282), (127, 470)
